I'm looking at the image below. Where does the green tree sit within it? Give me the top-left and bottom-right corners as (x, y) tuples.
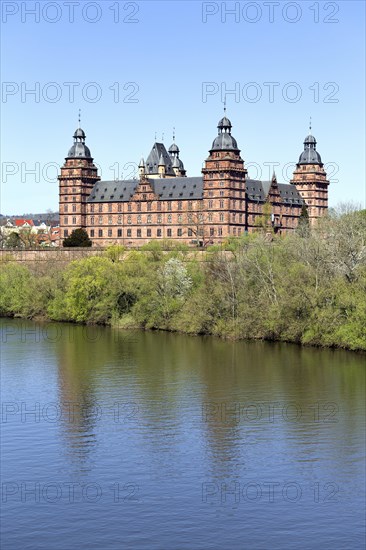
(63, 228), (92, 248)
(5, 232), (23, 249)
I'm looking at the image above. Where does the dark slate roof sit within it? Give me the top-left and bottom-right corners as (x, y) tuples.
(67, 142), (92, 158)
(298, 147), (322, 165)
(87, 180), (138, 202)
(73, 128), (86, 139)
(211, 132), (239, 152)
(145, 143), (175, 176)
(278, 183), (304, 205)
(298, 134), (323, 165)
(87, 177), (302, 205)
(151, 177), (203, 200)
(246, 179), (266, 201)
(245, 179), (304, 205)
(87, 177), (204, 203)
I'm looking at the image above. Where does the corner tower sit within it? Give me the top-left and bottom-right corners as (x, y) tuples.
(290, 125), (329, 225)
(201, 113), (247, 241)
(58, 125), (100, 242)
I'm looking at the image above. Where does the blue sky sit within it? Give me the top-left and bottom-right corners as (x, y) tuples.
(1, 0), (365, 214)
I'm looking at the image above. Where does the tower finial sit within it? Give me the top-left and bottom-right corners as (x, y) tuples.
(173, 127), (175, 142)
(309, 116), (312, 133)
(155, 132), (157, 142)
(78, 109), (81, 128)
(223, 97), (227, 114)
(162, 132), (164, 142)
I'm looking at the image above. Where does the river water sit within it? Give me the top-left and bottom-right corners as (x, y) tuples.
(1, 319), (365, 549)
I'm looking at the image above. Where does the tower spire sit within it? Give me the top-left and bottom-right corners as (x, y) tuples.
(173, 127), (175, 143)
(309, 116), (312, 134)
(78, 109), (81, 128)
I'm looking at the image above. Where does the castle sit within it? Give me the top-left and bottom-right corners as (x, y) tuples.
(58, 114), (330, 247)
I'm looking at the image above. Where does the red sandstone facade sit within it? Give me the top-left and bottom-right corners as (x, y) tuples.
(58, 116), (329, 247)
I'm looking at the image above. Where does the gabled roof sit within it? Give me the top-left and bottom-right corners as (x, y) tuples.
(145, 143), (175, 176)
(14, 219), (34, 227)
(246, 179), (304, 205)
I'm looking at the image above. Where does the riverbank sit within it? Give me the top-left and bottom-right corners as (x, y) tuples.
(1, 210), (365, 352)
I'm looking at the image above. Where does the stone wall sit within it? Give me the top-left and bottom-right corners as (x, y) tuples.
(0, 248), (106, 263)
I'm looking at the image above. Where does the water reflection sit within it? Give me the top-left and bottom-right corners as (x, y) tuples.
(2, 319), (365, 550)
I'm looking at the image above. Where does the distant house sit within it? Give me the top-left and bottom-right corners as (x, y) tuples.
(0, 217), (60, 247)
(14, 219), (34, 229)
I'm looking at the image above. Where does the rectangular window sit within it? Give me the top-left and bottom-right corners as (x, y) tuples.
(147, 202), (152, 211)
(90, 230), (94, 237)
(90, 205), (94, 213)
(98, 229), (103, 237)
(72, 217), (76, 224)
(137, 229), (141, 237)
(117, 229), (122, 237)
(118, 203), (122, 212)
(218, 227), (223, 236)
(108, 216), (112, 224)
(64, 204), (68, 212)
(147, 229), (151, 237)
(157, 202), (162, 211)
(127, 229), (131, 237)
(72, 205), (76, 212)
(137, 203), (141, 211)
(99, 204), (103, 212)
(210, 227), (214, 236)
(64, 230), (68, 237)
(128, 204), (132, 212)
(91, 216), (95, 224)
(64, 217), (68, 224)
(108, 229), (112, 237)
(108, 204), (112, 212)
(167, 229), (172, 237)
(177, 228), (182, 237)
(157, 229), (162, 237)
(188, 229), (192, 237)
(99, 216), (103, 224)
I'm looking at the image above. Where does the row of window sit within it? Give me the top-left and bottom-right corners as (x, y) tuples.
(84, 227), (227, 238)
(85, 212), (229, 225)
(86, 201), (201, 213)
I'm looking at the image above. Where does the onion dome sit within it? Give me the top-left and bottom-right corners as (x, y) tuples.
(67, 127), (91, 158)
(169, 143), (180, 154)
(298, 133), (322, 165)
(211, 114), (239, 152)
(218, 116), (232, 130)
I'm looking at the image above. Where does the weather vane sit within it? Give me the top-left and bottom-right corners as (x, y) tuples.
(173, 127), (176, 142)
(309, 116), (312, 133)
(78, 109), (81, 127)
